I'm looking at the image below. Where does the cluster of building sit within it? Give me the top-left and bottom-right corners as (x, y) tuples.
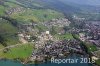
(35, 31), (53, 49)
(6, 7), (25, 15)
(16, 16), (100, 63)
(44, 18), (71, 28)
(73, 21), (100, 62)
(31, 37), (82, 62)
(17, 22), (39, 43)
(84, 21), (100, 46)
(71, 20), (100, 47)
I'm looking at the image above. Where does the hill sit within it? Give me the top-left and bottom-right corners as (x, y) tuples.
(0, 0), (65, 22)
(0, 0), (65, 46)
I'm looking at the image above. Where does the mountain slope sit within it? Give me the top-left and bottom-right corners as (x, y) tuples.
(0, 0), (65, 22)
(6, 0), (81, 14)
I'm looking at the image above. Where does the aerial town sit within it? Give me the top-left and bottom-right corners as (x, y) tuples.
(17, 17), (100, 65)
(0, 0), (100, 66)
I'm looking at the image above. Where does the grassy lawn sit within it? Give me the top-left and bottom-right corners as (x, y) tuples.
(55, 33), (74, 40)
(0, 44), (34, 59)
(85, 42), (97, 52)
(88, 45), (97, 52)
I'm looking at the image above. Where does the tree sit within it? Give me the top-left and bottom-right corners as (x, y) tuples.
(63, 26), (69, 33)
(50, 26), (57, 35)
(0, 35), (7, 47)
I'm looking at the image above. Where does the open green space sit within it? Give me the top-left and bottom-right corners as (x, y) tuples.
(85, 42), (97, 52)
(0, 44), (34, 59)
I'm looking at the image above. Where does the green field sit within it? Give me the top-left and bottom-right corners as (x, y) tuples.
(0, 1), (19, 15)
(0, 20), (18, 34)
(0, 44), (34, 59)
(85, 42), (97, 52)
(10, 9), (64, 23)
(0, 19), (18, 46)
